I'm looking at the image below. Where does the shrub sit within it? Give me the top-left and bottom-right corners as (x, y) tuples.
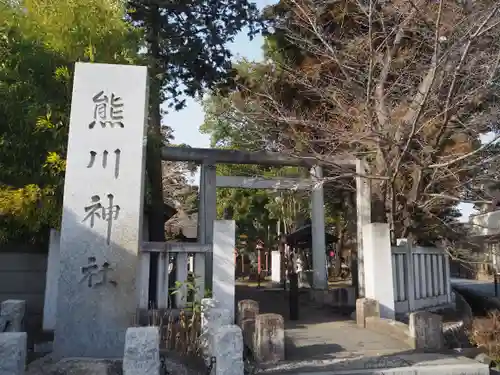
(469, 310), (500, 362)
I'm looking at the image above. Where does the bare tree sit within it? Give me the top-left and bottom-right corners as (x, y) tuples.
(213, 0), (500, 246)
(161, 160), (199, 213)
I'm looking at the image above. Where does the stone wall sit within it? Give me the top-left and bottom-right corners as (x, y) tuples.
(0, 253), (47, 333)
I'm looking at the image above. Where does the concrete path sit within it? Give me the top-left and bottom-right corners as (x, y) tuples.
(236, 285), (412, 361)
(236, 284), (490, 374)
(257, 352), (490, 375)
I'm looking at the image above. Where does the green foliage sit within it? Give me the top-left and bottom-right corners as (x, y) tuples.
(0, 0), (138, 244)
(170, 275), (212, 312)
(125, 0), (264, 243)
(21, 0), (140, 64)
(126, 0), (263, 110)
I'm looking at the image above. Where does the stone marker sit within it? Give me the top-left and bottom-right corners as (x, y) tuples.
(201, 299), (232, 333)
(255, 314), (285, 363)
(204, 308), (232, 334)
(0, 300), (26, 332)
(409, 311), (444, 351)
(53, 62), (149, 358)
(0, 332), (27, 375)
(356, 298), (380, 328)
(123, 327), (160, 375)
(200, 298), (233, 360)
(213, 220), (236, 323)
(237, 300), (259, 326)
(213, 325), (244, 375)
(201, 298), (219, 331)
(200, 307), (232, 360)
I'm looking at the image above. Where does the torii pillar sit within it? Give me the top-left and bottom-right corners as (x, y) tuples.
(311, 166), (328, 290)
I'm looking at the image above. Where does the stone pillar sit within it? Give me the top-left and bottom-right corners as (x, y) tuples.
(0, 300), (26, 333)
(54, 63), (149, 358)
(356, 298), (380, 328)
(363, 223), (395, 319)
(409, 311), (444, 351)
(213, 325), (244, 375)
(237, 300), (259, 350)
(213, 220), (236, 322)
(202, 307), (232, 335)
(43, 229), (60, 331)
(310, 166), (327, 290)
(237, 300), (259, 326)
(0, 332), (27, 375)
(356, 159), (371, 298)
(123, 327), (160, 375)
(271, 251), (282, 286)
(201, 298), (219, 331)
(200, 298), (232, 360)
(255, 314), (285, 363)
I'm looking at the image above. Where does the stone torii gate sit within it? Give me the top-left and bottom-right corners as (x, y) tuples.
(161, 146), (371, 295)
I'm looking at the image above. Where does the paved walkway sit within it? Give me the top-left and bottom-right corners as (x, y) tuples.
(236, 284), (413, 361)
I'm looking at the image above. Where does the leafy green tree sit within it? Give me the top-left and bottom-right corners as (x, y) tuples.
(0, 0), (138, 244)
(125, 0), (263, 242)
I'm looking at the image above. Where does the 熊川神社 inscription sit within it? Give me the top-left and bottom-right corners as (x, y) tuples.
(83, 194), (120, 245)
(89, 91), (124, 129)
(80, 256), (116, 288)
(53, 62), (149, 358)
(87, 149), (122, 178)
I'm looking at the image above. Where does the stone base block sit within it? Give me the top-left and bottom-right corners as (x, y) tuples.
(0, 300), (26, 333)
(356, 298), (380, 328)
(409, 311), (444, 351)
(0, 332), (27, 375)
(255, 314), (285, 363)
(123, 327), (160, 375)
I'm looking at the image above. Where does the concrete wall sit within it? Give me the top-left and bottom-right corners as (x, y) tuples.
(0, 251), (47, 332)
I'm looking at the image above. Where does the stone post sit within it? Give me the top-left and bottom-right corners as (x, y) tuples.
(213, 325), (244, 375)
(0, 300), (26, 332)
(200, 298), (232, 360)
(363, 223), (395, 319)
(237, 300), (259, 326)
(409, 311), (444, 351)
(255, 314), (285, 363)
(213, 220), (236, 323)
(356, 298), (380, 328)
(237, 300), (259, 351)
(123, 327), (160, 375)
(0, 332), (27, 375)
(201, 298), (219, 331)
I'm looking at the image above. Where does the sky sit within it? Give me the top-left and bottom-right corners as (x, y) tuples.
(163, 0), (277, 185)
(163, 0), (476, 222)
